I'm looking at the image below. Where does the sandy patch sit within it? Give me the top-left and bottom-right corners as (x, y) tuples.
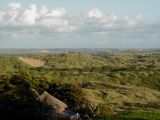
(18, 57), (45, 67)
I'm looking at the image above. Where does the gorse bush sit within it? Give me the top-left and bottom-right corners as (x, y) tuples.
(0, 74), (52, 120)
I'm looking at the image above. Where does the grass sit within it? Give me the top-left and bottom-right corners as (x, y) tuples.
(94, 111), (160, 120)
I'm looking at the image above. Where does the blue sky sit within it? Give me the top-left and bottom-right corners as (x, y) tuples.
(0, 0), (160, 48)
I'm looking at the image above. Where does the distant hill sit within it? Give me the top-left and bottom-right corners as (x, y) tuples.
(1, 48), (160, 54)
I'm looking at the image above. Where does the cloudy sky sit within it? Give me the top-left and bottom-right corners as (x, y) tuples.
(0, 0), (160, 48)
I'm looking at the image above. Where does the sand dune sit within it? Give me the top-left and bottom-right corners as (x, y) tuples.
(18, 57), (45, 67)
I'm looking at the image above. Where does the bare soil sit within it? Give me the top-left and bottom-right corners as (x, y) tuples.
(18, 57), (45, 67)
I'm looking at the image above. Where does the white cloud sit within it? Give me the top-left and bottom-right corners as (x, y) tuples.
(1, 3), (22, 25)
(88, 9), (103, 18)
(124, 15), (142, 28)
(40, 6), (48, 16)
(9, 4), (74, 32)
(0, 3), (143, 33)
(7, 3), (22, 24)
(0, 11), (5, 22)
(8, 2), (21, 10)
(43, 19), (75, 32)
(37, 7), (75, 32)
(86, 11), (142, 30)
(46, 7), (66, 17)
(98, 15), (118, 28)
(21, 4), (39, 25)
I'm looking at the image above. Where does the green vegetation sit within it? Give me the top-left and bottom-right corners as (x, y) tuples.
(0, 50), (160, 120)
(95, 111), (160, 120)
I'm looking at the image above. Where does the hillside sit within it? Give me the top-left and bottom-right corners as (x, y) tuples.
(83, 81), (160, 112)
(43, 52), (106, 68)
(0, 50), (160, 119)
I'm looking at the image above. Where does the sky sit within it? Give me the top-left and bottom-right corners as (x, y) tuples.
(0, 0), (160, 48)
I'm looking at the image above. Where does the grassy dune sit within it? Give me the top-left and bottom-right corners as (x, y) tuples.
(0, 50), (160, 119)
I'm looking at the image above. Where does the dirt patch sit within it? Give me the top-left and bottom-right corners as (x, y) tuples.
(18, 57), (45, 67)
